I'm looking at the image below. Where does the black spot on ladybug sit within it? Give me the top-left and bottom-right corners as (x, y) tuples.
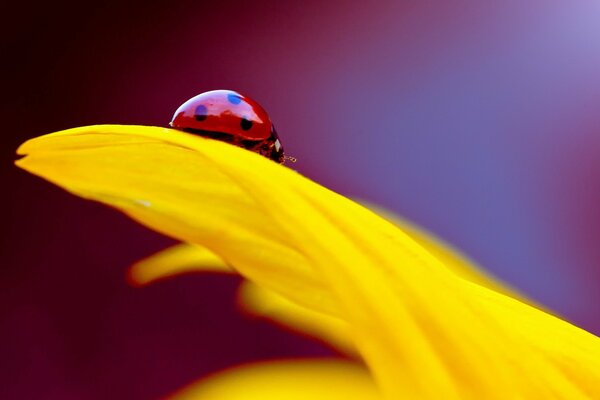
(194, 105), (208, 121)
(227, 93), (242, 105)
(240, 117), (253, 130)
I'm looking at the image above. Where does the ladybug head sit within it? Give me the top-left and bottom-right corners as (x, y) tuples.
(170, 90), (273, 141)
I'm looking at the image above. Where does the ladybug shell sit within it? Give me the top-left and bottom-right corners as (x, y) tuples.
(170, 90), (272, 141)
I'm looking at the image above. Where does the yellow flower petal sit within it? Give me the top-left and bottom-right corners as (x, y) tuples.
(16, 125), (333, 315)
(168, 359), (380, 400)
(17, 125), (600, 399)
(130, 243), (355, 354)
(129, 191), (534, 355)
(131, 203), (520, 298)
(128, 243), (233, 286)
(238, 281), (356, 355)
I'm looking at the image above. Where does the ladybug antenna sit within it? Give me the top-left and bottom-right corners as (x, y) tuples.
(284, 155), (297, 163)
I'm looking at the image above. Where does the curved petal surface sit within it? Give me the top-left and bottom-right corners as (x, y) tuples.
(169, 359), (380, 400)
(16, 125), (600, 399)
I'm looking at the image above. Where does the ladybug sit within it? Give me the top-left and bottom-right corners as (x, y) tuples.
(170, 90), (288, 164)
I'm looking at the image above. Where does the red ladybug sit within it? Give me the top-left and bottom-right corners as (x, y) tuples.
(170, 90), (287, 164)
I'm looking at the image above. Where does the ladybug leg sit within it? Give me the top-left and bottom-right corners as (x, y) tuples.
(255, 139), (274, 158)
(237, 136), (286, 164)
(182, 128), (236, 145)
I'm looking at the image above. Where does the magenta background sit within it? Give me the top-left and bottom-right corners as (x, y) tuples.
(3, 1), (600, 399)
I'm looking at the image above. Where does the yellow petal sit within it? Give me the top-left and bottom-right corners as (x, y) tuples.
(238, 158), (600, 398)
(129, 192), (532, 355)
(168, 359), (381, 400)
(17, 125), (600, 399)
(128, 243), (233, 286)
(238, 281), (356, 355)
(130, 242), (356, 354)
(16, 125), (333, 315)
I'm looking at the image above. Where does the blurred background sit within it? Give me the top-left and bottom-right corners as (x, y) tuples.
(2, 1), (600, 398)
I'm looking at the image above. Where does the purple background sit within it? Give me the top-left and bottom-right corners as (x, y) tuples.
(3, 1), (600, 398)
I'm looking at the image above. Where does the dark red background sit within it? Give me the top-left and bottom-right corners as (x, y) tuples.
(3, 1), (600, 399)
